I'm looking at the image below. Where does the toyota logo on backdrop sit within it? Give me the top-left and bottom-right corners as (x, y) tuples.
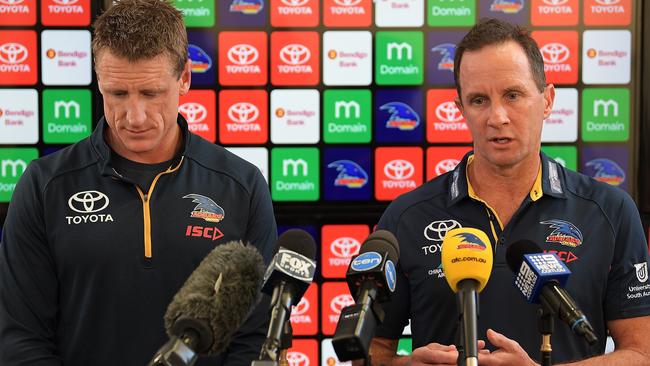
(540, 43), (570, 64)
(0, 0), (24, 4)
(384, 160), (415, 180)
(280, 44), (310, 65)
(0, 43), (28, 64)
(594, 0), (620, 4)
(286, 352), (309, 366)
(291, 297), (310, 316)
(330, 294), (355, 314)
(52, 0), (79, 4)
(330, 237), (361, 258)
(424, 220), (462, 241)
(228, 102), (259, 124)
(435, 159), (460, 176)
(228, 44), (258, 65)
(281, 0), (309, 5)
(178, 103), (207, 124)
(68, 191), (110, 214)
(542, 0), (568, 5)
(334, 0), (362, 5)
(435, 102), (463, 123)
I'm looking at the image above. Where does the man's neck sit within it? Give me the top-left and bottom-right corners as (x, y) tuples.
(105, 124), (182, 164)
(468, 154), (541, 228)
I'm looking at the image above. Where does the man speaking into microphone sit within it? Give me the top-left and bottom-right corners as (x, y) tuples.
(368, 18), (650, 366)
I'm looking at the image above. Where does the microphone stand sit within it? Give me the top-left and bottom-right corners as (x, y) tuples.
(252, 319), (293, 366)
(538, 305), (554, 366)
(278, 320), (293, 366)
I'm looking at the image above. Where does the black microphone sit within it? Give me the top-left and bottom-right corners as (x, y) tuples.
(506, 240), (598, 345)
(257, 229), (317, 362)
(149, 241), (266, 366)
(332, 230), (400, 362)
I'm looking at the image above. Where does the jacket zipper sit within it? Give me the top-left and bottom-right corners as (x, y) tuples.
(135, 157), (184, 259)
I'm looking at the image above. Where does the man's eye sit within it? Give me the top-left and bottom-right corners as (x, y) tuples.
(506, 92), (519, 101)
(471, 97), (485, 105)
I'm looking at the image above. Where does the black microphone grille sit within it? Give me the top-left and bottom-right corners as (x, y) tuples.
(505, 239), (543, 273)
(360, 229), (400, 263)
(277, 228), (317, 261)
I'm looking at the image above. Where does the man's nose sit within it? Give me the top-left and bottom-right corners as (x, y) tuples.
(487, 100), (510, 127)
(125, 97), (146, 126)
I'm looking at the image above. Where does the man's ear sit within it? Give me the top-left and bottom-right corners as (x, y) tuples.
(179, 59), (192, 96)
(542, 84), (555, 119)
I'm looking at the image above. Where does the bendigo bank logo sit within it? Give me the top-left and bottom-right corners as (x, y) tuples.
(188, 44), (212, 73)
(66, 190), (113, 225)
(380, 102), (420, 131)
(585, 158), (625, 186)
(431, 43), (455, 72)
(490, 0), (524, 13)
(453, 232), (487, 251)
(327, 160), (368, 188)
(230, 0), (264, 14)
(541, 219), (583, 248)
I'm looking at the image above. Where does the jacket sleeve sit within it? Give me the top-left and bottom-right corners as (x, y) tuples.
(604, 191), (650, 320)
(0, 163), (62, 365)
(220, 168), (277, 365)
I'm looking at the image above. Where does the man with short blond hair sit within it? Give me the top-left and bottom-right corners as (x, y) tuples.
(0, 1), (277, 365)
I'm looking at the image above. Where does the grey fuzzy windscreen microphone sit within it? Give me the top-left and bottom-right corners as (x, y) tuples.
(154, 241), (265, 364)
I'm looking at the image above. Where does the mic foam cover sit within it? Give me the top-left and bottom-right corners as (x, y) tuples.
(164, 241), (266, 355)
(276, 229), (316, 261)
(441, 227), (493, 293)
(360, 229), (400, 263)
(505, 240), (542, 273)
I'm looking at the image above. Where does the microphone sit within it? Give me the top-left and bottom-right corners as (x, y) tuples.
(257, 229), (317, 362)
(441, 228), (494, 366)
(149, 241), (266, 366)
(506, 240), (598, 345)
(332, 230), (400, 362)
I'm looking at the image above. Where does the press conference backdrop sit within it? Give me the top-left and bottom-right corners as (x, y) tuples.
(0, 0), (648, 364)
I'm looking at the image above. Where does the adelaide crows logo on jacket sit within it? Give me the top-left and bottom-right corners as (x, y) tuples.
(541, 219), (583, 248)
(183, 194), (225, 223)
